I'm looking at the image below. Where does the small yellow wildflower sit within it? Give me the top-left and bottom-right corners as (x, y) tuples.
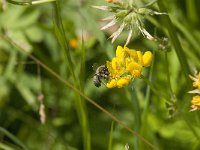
(190, 95), (200, 111)
(117, 77), (131, 88)
(107, 79), (117, 88)
(69, 38), (78, 49)
(106, 45), (153, 88)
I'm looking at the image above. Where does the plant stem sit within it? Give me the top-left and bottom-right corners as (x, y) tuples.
(164, 52), (176, 102)
(157, 0), (190, 79)
(0, 126), (29, 150)
(6, 0), (56, 5)
(143, 0), (157, 7)
(108, 121), (114, 150)
(129, 87), (141, 150)
(142, 51), (155, 120)
(141, 75), (172, 104)
(139, 50), (155, 150)
(53, 1), (91, 150)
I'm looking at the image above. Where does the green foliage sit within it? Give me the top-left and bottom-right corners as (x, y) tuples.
(0, 0), (200, 150)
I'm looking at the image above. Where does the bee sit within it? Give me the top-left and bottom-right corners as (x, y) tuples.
(93, 65), (109, 87)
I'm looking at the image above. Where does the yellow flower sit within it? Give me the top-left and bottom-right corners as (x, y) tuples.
(107, 79), (117, 88)
(190, 95), (200, 111)
(106, 45), (153, 88)
(143, 51), (153, 67)
(117, 77), (131, 88)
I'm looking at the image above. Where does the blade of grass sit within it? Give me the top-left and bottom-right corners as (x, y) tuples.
(4, 50), (17, 78)
(164, 52), (176, 102)
(141, 75), (172, 104)
(53, 1), (91, 150)
(157, 0), (190, 79)
(164, 52), (200, 140)
(0, 142), (15, 150)
(6, 0), (56, 5)
(80, 32), (86, 90)
(186, 0), (198, 25)
(0, 127), (29, 150)
(140, 50), (155, 150)
(108, 121), (114, 150)
(128, 87), (141, 150)
(142, 50), (155, 120)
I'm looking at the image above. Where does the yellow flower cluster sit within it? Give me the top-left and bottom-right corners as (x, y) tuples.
(106, 46), (153, 88)
(189, 72), (200, 111)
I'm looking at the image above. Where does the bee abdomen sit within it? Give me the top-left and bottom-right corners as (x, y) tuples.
(93, 75), (101, 87)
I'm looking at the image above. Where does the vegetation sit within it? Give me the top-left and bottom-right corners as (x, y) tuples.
(0, 0), (200, 150)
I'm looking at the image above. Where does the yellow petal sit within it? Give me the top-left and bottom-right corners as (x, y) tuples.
(130, 69), (142, 78)
(107, 79), (117, 88)
(126, 49), (138, 60)
(116, 46), (124, 58)
(127, 61), (140, 72)
(137, 51), (143, 65)
(142, 51), (153, 67)
(117, 77), (131, 88)
(111, 57), (120, 70)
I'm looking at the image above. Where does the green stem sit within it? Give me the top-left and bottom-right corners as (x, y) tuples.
(157, 1), (190, 79)
(164, 52), (200, 139)
(6, 0), (56, 5)
(0, 127), (29, 150)
(80, 33), (86, 90)
(53, 1), (91, 150)
(182, 115), (200, 140)
(0, 142), (15, 150)
(108, 121), (114, 150)
(139, 50), (155, 150)
(141, 75), (172, 104)
(143, 0), (157, 7)
(32, 0), (56, 4)
(128, 87), (141, 150)
(164, 52), (176, 102)
(142, 51), (155, 120)
(186, 0), (198, 25)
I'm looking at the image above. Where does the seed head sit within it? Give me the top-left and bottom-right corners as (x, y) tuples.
(93, 1), (167, 45)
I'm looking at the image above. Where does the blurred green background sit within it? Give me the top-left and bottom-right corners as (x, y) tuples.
(0, 0), (200, 150)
